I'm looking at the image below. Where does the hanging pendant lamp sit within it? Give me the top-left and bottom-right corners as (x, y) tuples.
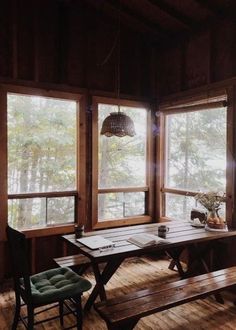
(100, 5), (136, 138)
(100, 109), (136, 137)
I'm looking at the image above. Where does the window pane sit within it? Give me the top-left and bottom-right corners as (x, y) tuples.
(8, 196), (75, 229)
(165, 108), (226, 192)
(98, 104), (147, 188)
(8, 94), (77, 194)
(165, 193), (197, 220)
(165, 193), (226, 221)
(8, 198), (46, 229)
(47, 197), (74, 225)
(98, 192), (145, 220)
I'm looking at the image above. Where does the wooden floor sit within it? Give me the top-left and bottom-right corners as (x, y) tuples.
(1, 256), (236, 329)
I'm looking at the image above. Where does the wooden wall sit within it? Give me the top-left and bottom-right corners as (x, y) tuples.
(156, 20), (236, 97)
(0, 0), (154, 280)
(1, 0), (236, 279)
(0, 0), (153, 97)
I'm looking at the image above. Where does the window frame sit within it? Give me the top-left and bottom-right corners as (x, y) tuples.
(0, 84), (86, 239)
(91, 96), (154, 229)
(158, 89), (234, 226)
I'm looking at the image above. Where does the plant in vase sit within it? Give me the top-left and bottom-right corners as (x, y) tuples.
(194, 191), (226, 229)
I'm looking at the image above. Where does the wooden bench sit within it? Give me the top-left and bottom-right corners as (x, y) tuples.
(95, 266), (236, 330)
(54, 254), (92, 275)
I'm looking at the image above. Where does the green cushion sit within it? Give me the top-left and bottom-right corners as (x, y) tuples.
(28, 267), (91, 305)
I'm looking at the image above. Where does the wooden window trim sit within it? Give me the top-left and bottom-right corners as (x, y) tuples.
(158, 89), (234, 227)
(8, 191), (78, 199)
(0, 84), (87, 240)
(91, 96), (154, 229)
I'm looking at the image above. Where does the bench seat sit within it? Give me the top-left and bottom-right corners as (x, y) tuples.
(95, 266), (236, 330)
(54, 254), (91, 275)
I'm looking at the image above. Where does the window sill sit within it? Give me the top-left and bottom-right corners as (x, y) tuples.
(93, 215), (152, 230)
(22, 224), (75, 238)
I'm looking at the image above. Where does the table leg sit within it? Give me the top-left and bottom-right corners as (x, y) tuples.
(166, 247), (186, 278)
(84, 257), (124, 311)
(92, 262), (107, 301)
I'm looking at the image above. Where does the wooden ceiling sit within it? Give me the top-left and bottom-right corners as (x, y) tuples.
(82, 0), (236, 43)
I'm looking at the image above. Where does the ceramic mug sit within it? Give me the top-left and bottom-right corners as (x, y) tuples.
(158, 225), (169, 238)
(75, 225), (84, 238)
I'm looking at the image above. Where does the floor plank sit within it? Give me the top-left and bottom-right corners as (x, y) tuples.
(1, 256), (236, 329)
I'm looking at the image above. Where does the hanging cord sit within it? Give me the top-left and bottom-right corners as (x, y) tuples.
(117, 4), (121, 111)
(97, 30), (119, 67)
(97, 1), (121, 112)
(97, 0), (121, 67)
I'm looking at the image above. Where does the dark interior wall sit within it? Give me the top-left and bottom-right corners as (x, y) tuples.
(0, 0), (154, 278)
(156, 20), (236, 97)
(0, 0), (153, 98)
(1, 0), (236, 278)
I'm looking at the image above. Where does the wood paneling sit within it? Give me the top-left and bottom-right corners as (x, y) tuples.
(0, 0), (12, 77)
(0, 0), (236, 280)
(87, 13), (116, 92)
(157, 21), (236, 96)
(157, 46), (182, 96)
(67, 1), (89, 87)
(17, 0), (34, 80)
(184, 32), (210, 89)
(211, 21), (236, 82)
(0, 0), (151, 97)
(34, 235), (63, 273)
(36, 0), (59, 83)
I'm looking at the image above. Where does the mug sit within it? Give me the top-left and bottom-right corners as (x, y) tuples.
(158, 225), (169, 238)
(75, 225), (84, 239)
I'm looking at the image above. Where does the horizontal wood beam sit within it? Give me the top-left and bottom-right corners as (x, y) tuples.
(108, 0), (171, 36)
(83, 0), (166, 41)
(8, 191), (78, 199)
(147, 0), (195, 29)
(193, 0), (236, 21)
(98, 187), (149, 193)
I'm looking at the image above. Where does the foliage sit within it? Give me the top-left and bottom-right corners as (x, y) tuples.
(8, 94), (76, 229)
(165, 107), (226, 220)
(98, 104), (147, 220)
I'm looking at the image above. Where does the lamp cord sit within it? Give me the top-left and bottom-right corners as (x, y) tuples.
(96, 1), (121, 112)
(117, 2), (121, 111)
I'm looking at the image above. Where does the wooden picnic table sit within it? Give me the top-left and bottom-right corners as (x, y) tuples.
(63, 221), (236, 310)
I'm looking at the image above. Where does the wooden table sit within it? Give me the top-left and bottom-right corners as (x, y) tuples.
(63, 221), (236, 310)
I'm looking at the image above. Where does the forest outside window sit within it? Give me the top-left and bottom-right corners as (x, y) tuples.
(160, 96), (228, 222)
(92, 98), (153, 228)
(7, 92), (78, 230)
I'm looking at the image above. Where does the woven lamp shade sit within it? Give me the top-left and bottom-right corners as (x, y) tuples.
(100, 112), (136, 137)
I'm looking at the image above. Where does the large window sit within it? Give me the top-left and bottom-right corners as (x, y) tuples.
(160, 98), (228, 221)
(7, 92), (79, 229)
(92, 98), (153, 228)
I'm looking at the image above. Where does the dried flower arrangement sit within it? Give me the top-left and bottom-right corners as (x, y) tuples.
(194, 191), (225, 212)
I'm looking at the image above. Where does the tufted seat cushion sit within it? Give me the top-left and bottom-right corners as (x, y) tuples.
(21, 267), (92, 305)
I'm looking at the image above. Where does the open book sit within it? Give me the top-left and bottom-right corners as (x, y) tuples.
(127, 233), (170, 248)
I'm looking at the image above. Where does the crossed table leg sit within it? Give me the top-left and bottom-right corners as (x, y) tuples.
(84, 257), (125, 311)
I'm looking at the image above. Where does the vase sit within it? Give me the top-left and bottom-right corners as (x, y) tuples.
(206, 210), (225, 229)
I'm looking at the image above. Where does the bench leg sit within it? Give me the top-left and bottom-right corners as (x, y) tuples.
(107, 319), (138, 330)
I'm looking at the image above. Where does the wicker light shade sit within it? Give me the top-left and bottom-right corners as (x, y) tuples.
(100, 111), (136, 137)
